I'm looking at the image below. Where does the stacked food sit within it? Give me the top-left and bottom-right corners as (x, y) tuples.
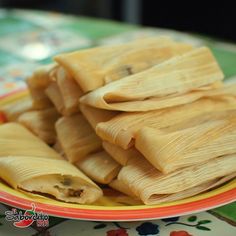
(1, 36), (236, 205)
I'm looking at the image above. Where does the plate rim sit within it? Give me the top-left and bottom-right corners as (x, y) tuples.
(0, 183), (235, 221)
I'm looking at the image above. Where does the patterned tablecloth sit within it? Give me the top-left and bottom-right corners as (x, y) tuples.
(0, 9), (235, 236)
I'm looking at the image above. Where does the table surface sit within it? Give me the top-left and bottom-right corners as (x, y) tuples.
(0, 9), (236, 236)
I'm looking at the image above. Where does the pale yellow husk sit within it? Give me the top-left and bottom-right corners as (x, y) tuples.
(45, 81), (65, 114)
(0, 156), (102, 204)
(136, 117), (236, 174)
(96, 91), (236, 149)
(148, 173), (236, 204)
(18, 108), (60, 144)
(162, 109), (236, 133)
(55, 37), (193, 92)
(109, 179), (137, 198)
(55, 114), (102, 163)
(102, 141), (143, 166)
(0, 122), (102, 203)
(0, 123), (61, 159)
(110, 174), (236, 204)
(26, 64), (55, 109)
(0, 95), (33, 121)
(27, 86), (52, 109)
(80, 47), (224, 111)
(118, 154), (236, 205)
(80, 104), (118, 129)
(76, 151), (121, 184)
(55, 67), (83, 116)
(27, 64), (56, 88)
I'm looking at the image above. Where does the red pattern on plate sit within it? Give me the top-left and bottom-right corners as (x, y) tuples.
(0, 88), (26, 99)
(0, 112), (7, 123)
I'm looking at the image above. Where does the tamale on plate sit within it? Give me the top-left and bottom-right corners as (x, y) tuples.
(136, 117), (236, 173)
(0, 123), (102, 204)
(96, 91), (236, 149)
(80, 47), (224, 111)
(55, 114), (102, 163)
(55, 37), (192, 92)
(18, 108), (60, 144)
(118, 153), (236, 205)
(76, 151), (121, 184)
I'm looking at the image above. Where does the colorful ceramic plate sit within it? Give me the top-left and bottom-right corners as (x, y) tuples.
(0, 91), (236, 221)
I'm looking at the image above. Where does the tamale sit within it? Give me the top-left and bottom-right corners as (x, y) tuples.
(27, 86), (52, 109)
(26, 64), (55, 109)
(80, 104), (118, 129)
(55, 67), (83, 116)
(162, 109), (236, 133)
(109, 179), (137, 198)
(27, 64), (56, 88)
(118, 154), (236, 205)
(55, 114), (102, 163)
(0, 95), (32, 121)
(18, 108), (60, 144)
(55, 37), (193, 92)
(0, 156), (102, 204)
(102, 141), (143, 166)
(0, 123), (61, 159)
(136, 117), (236, 174)
(96, 93), (236, 149)
(76, 151), (121, 184)
(46, 67), (83, 116)
(45, 81), (65, 114)
(80, 47), (224, 111)
(149, 173), (236, 204)
(0, 123), (102, 203)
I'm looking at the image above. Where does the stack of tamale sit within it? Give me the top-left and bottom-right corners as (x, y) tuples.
(1, 36), (236, 205)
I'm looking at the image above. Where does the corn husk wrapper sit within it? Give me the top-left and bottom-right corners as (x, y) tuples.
(18, 108), (60, 144)
(55, 37), (193, 92)
(45, 82), (65, 115)
(26, 64), (55, 109)
(150, 173), (236, 204)
(95, 187), (142, 206)
(0, 122), (102, 203)
(109, 179), (137, 198)
(80, 47), (224, 111)
(80, 104), (118, 129)
(0, 95), (32, 121)
(76, 151), (121, 184)
(54, 67), (83, 116)
(0, 156), (102, 204)
(110, 174), (236, 203)
(0, 123), (61, 159)
(118, 154), (236, 205)
(27, 64), (56, 88)
(96, 93), (236, 149)
(90, 81), (221, 112)
(83, 82), (222, 112)
(28, 86), (52, 109)
(136, 117), (236, 174)
(163, 109), (236, 133)
(55, 114), (102, 163)
(103, 141), (143, 166)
